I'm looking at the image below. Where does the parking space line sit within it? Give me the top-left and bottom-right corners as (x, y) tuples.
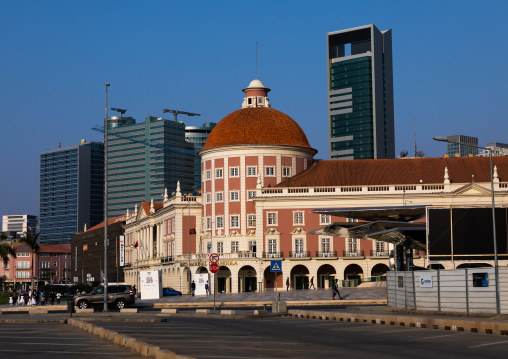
(412, 333), (465, 341)
(468, 340), (508, 349)
(363, 328), (421, 336)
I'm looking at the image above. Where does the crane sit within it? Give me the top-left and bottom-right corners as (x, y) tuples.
(163, 109), (200, 122)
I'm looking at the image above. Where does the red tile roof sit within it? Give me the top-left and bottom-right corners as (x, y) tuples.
(87, 215), (127, 232)
(140, 201), (164, 215)
(14, 244), (70, 253)
(202, 107), (314, 150)
(276, 157), (508, 187)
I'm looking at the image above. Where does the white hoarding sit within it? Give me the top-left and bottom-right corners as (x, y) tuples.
(194, 273), (209, 296)
(119, 236), (125, 267)
(419, 275), (433, 288)
(140, 270), (162, 299)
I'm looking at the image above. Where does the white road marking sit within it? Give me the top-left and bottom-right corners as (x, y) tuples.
(363, 328), (421, 336)
(0, 349), (135, 355)
(413, 333), (464, 341)
(468, 340), (508, 349)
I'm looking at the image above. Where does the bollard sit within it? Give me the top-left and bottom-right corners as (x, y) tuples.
(67, 298), (74, 317)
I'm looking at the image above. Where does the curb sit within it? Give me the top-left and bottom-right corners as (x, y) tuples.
(68, 318), (195, 358)
(152, 299), (386, 309)
(288, 309), (508, 336)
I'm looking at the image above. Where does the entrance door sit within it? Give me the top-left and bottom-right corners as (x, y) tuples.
(218, 277), (226, 293)
(244, 277), (257, 292)
(295, 276), (309, 290)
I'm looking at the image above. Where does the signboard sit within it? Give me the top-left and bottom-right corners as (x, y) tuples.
(83, 244), (88, 251)
(140, 270), (163, 299)
(472, 272), (489, 287)
(194, 273), (209, 296)
(119, 236), (125, 267)
(270, 260), (282, 272)
(209, 253), (220, 263)
(209, 263), (220, 273)
(419, 275), (433, 288)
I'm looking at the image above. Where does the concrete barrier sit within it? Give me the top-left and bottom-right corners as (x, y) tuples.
(254, 309), (268, 315)
(161, 308), (179, 314)
(120, 308), (139, 314)
(155, 349), (178, 359)
(196, 309), (210, 315)
(133, 341), (148, 354)
(122, 336), (136, 349)
(272, 301), (287, 314)
(140, 344), (160, 357)
(76, 308), (94, 314)
(221, 310), (235, 315)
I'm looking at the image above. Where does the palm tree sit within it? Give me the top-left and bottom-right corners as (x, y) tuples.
(0, 240), (16, 266)
(20, 231), (40, 291)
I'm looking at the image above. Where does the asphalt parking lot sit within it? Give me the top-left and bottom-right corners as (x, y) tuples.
(0, 323), (141, 359)
(96, 316), (508, 359)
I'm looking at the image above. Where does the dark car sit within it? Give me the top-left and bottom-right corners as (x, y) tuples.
(73, 285), (135, 309)
(163, 287), (182, 296)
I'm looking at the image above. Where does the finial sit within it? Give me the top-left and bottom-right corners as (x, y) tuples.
(126, 208), (129, 217)
(176, 181), (181, 198)
(164, 187), (169, 202)
(256, 173), (262, 189)
(494, 165), (499, 183)
(134, 204), (138, 214)
(444, 167), (450, 184)
(150, 198), (155, 214)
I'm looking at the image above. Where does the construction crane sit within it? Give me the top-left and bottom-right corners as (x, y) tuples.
(163, 109), (200, 122)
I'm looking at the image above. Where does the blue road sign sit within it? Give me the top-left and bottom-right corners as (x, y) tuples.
(270, 260), (282, 272)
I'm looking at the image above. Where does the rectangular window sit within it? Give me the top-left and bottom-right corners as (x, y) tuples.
(321, 238), (331, 255)
(348, 238), (358, 254)
(230, 215), (239, 228)
(206, 217), (212, 230)
(53, 261), (57, 267)
(230, 191), (239, 201)
(293, 211), (304, 225)
(62, 262), (66, 269)
(207, 242), (212, 253)
(63, 254), (67, 259)
(376, 241), (385, 255)
(265, 166), (275, 176)
(320, 214), (331, 225)
(248, 190), (256, 200)
(40, 261), (49, 269)
(247, 214), (256, 227)
(206, 193), (211, 203)
(247, 166), (257, 176)
(283, 167), (291, 177)
(216, 168), (223, 179)
(230, 167), (239, 177)
(268, 239), (277, 256)
(216, 216), (224, 229)
(216, 192), (223, 202)
(295, 238), (304, 256)
(206, 170), (211, 180)
(231, 241), (239, 253)
(217, 242), (223, 254)
(249, 240), (257, 253)
(267, 212), (277, 225)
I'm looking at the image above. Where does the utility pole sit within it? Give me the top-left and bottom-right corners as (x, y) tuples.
(103, 83), (110, 312)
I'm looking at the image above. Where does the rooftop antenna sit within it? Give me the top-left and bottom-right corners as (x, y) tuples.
(414, 118), (417, 157)
(255, 42), (258, 79)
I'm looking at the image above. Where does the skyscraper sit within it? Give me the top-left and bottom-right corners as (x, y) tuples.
(327, 24), (395, 160)
(446, 135), (478, 157)
(39, 141), (104, 243)
(185, 122), (217, 189)
(106, 115), (195, 217)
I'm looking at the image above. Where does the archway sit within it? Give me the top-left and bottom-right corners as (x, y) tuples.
(456, 263), (493, 269)
(264, 265), (282, 291)
(196, 266), (209, 274)
(239, 265), (257, 292)
(371, 263), (389, 277)
(217, 266), (232, 293)
(427, 263), (445, 269)
(290, 265), (310, 290)
(344, 264), (363, 286)
(317, 264), (336, 289)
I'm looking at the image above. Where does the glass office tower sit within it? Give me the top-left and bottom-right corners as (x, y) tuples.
(39, 141), (104, 243)
(107, 115), (195, 217)
(185, 122), (216, 189)
(446, 135), (478, 157)
(327, 24), (395, 160)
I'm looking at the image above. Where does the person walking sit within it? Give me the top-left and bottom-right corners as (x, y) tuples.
(332, 279), (342, 300)
(286, 277), (290, 291)
(56, 292), (61, 304)
(310, 276), (315, 289)
(205, 280), (210, 295)
(50, 291), (55, 305)
(191, 280), (196, 297)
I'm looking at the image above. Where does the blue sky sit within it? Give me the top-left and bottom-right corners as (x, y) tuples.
(1, 1), (507, 221)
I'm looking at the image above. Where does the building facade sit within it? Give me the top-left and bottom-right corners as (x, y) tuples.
(481, 142), (508, 157)
(446, 135), (478, 157)
(327, 24), (395, 160)
(2, 215), (38, 239)
(120, 79), (508, 295)
(185, 122), (217, 189)
(39, 141), (104, 243)
(0, 244), (71, 289)
(107, 115), (195, 218)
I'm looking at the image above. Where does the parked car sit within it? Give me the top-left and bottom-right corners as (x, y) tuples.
(73, 285), (135, 309)
(163, 287), (182, 296)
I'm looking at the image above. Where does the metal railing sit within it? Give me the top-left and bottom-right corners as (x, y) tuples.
(288, 251), (310, 258)
(370, 250), (390, 257)
(343, 250), (364, 257)
(315, 251), (337, 257)
(262, 252), (284, 258)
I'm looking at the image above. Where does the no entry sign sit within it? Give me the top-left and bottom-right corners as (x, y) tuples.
(209, 263), (220, 273)
(209, 253), (220, 263)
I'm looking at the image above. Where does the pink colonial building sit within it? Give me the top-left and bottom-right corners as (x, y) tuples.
(0, 244), (71, 289)
(121, 79), (508, 294)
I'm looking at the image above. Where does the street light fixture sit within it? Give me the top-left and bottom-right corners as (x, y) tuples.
(433, 136), (500, 314)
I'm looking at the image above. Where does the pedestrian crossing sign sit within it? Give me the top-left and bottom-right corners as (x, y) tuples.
(270, 260), (282, 272)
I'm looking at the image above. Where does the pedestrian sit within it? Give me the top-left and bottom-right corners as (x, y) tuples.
(286, 277), (290, 291)
(205, 280), (209, 295)
(12, 290), (18, 306)
(40, 291), (46, 306)
(56, 292), (61, 304)
(332, 279), (342, 300)
(191, 280), (196, 297)
(132, 285), (137, 297)
(310, 276), (315, 289)
(8, 294), (13, 305)
(50, 291), (55, 305)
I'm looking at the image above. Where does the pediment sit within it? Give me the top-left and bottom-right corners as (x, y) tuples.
(290, 227), (307, 235)
(453, 183), (491, 195)
(265, 228), (281, 235)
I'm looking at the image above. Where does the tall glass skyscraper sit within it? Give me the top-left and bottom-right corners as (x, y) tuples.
(39, 141), (104, 243)
(185, 122), (216, 189)
(327, 24), (395, 160)
(107, 115), (195, 217)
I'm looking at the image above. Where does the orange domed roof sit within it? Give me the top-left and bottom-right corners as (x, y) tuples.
(202, 107), (313, 150)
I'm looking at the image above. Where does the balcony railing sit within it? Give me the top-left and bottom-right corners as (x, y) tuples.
(288, 251), (310, 258)
(262, 252), (284, 258)
(343, 250), (364, 257)
(237, 251), (256, 258)
(370, 250), (390, 257)
(315, 251), (337, 257)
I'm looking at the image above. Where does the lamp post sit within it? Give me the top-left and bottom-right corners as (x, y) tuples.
(433, 136), (500, 314)
(103, 83), (110, 312)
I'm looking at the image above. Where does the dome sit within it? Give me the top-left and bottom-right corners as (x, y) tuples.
(243, 79), (270, 92)
(202, 107), (314, 150)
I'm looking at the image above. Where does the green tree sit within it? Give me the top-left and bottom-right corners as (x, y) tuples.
(20, 231), (40, 291)
(0, 240), (16, 266)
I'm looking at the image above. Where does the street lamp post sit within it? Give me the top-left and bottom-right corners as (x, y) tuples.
(104, 83), (110, 312)
(433, 136), (500, 314)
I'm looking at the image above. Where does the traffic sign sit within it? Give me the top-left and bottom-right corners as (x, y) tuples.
(209, 253), (220, 263)
(209, 263), (220, 273)
(270, 260), (282, 272)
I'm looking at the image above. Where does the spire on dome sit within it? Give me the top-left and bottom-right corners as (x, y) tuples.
(242, 79), (271, 109)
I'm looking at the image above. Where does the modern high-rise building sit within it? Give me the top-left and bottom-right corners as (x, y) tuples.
(446, 135), (478, 157)
(39, 141), (104, 243)
(480, 142), (508, 157)
(107, 115), (195, 218)
(327, 24), (395, 160)
(2, 215), (38, 239)
(185, 122), (217, 189)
